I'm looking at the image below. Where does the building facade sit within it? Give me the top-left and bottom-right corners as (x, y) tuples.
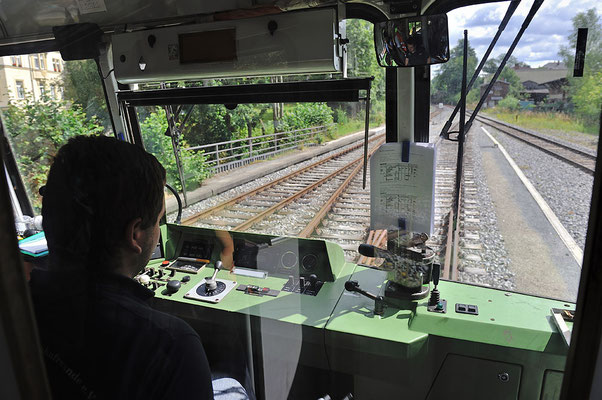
(480, 80), (510, 108)
(0, 52), (64, 107)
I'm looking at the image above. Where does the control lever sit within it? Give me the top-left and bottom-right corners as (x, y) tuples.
(359, 243), (422, 264)
(427, 264), (446, 313)
(344, 280), (386, 316)
(206, 261), (223, 291)
(358, 243), (390, 259)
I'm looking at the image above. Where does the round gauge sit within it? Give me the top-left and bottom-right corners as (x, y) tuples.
(302, 254), (318, 272)
(281, 251), (298, 269)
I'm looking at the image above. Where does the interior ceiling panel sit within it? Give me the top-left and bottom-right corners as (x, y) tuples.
(0, 0), (506, 46)
(0, 0), (341, 42)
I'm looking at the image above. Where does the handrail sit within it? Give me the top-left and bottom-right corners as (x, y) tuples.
(181, 124), (336, 174)
(183, 124), (334, 151)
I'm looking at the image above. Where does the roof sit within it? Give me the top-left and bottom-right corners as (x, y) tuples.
(540, 61), (567, 69)
(480, 79), (510, 87)
(513, 68), (568, 85)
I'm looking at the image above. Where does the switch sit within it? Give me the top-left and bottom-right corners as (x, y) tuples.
(169, 269), (176, 277)
(309, 274), (318, 291)
(181, 275), (191, 283)
(166, 280), (181, 294)
(455, 303), (478, 315)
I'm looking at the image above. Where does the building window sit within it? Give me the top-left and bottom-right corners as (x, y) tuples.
(10, 56), (22, 67)
(32, 54), (45, 70)
(50, 85), (57, 99)
(15, 80), (24, 99)
(52, 58), (62, 72)
(37, 80), (45, 97)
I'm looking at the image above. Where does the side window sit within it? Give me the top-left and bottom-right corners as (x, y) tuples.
(2, 53), (108, 216)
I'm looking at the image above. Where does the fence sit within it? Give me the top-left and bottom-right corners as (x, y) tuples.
(183, 124), (335, 174)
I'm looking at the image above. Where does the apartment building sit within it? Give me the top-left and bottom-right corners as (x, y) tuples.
(0, 52), (64, 107)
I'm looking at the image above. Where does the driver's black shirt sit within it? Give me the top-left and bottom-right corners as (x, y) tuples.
(30, 269), (213, 400)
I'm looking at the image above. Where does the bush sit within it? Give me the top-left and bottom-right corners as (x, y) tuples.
(334, 108), (348, 124)
(279, 103), (334, 142)
(2, 96), (104, 212)
(497, 96), (520, 111)
(140, 109), (210, 192)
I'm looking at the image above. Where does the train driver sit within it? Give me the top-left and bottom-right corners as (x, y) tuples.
(29, 135), (248, 399)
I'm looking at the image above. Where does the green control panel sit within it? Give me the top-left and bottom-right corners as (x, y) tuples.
(142, 224), (570, 399)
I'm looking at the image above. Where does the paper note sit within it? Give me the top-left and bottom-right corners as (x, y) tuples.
(370, 142), (436, 234)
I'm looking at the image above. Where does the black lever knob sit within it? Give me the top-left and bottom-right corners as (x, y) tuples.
(166, 280), (181, 294)
(358, 244), (376, 258)
(432, 263), (441, 287)
(345, 280), (360, 292)
(309, 274), (318, 290)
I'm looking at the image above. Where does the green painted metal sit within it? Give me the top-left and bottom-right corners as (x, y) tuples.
(324, 239), (347, 278)
(150, 226), (572, 399)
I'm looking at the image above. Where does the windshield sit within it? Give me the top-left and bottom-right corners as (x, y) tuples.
(2, 4), (600, 399)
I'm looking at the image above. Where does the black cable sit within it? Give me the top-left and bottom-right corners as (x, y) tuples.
(454, 30), (468, 218)
(94, 58), (118, 136)
(100, 68), (114, 80)
(164, 184), (182, 225)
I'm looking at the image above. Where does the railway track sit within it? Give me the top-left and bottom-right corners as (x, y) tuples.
(473, 113), (596, 174)
(436, 109), (597, 282)
(181, 108), (466, 267)
(184, 134), (386, 259)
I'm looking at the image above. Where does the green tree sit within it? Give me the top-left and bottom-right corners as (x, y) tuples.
(559, 8), (602, 72)
(571, 71), (602, 126)
(347, 19), (385, 97)
(139, 108), (209, 192)
(559, 8), (602, 127)
(3, 96), (104, 211)
(483, 55), (528, 73)
(279, 103), (334, 143)
(432, 38), (479, 104)
(62, 59), (111, 131)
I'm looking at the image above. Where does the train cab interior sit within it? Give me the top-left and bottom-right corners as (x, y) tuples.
(1, 0), (602, 399)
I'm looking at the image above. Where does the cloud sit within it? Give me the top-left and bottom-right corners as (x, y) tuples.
(446, 0), (602, 66)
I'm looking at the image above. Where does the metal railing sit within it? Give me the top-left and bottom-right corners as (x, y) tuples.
(182, 124), (335, 174)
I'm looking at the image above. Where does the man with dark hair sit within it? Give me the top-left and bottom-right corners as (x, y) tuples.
(29, 136), (215, 399)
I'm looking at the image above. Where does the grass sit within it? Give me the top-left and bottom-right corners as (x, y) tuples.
(334, 119), (366, 138)
(483, 108), (598, 136)
(332, 113), (385, 140)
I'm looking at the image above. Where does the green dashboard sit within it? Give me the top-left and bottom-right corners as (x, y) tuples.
(144, 224), (570, 399)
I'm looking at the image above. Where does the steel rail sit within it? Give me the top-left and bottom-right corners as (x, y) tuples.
(298, 138), (385, 238)
(182, 133), (384, 226)
(474, 114), (596, 174)
(233, 139), (385, 231)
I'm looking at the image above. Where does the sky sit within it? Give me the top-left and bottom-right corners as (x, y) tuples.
(446, 0), (602, 67)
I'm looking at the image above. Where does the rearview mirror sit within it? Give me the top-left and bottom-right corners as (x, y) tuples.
(374, 14), (450, 67)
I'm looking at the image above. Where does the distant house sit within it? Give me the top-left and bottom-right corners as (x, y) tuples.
(480, 80), (510, 108)
(0, 52), (64, 107)
(513, 62), (568, 103)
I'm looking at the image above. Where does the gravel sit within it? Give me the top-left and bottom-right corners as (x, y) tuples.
(488, 129), (593, 250)
(172, 139), (371, 223)
(456, 126), (516, 291)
